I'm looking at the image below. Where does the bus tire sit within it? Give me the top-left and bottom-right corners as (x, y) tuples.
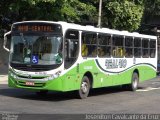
(130, 72), (139, 91)
(78, 76), (90, 99)
(36, 90), (48, 96)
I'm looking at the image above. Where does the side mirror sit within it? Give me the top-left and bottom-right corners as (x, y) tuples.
(3, 31), (11, 52)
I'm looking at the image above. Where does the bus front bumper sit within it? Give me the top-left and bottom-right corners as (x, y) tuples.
(8, 76), (64, 91)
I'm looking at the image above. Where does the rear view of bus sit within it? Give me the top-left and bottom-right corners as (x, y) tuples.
(4, 21), (64, 94)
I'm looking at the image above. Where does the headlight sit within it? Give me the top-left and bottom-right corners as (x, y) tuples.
(10, 72), (17, 79)
(43, 75), (53, 81)
(44, 71), (61, 81)
(53, 74), (58, 79)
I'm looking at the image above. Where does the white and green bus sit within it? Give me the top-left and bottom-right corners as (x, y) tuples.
(4, 21), (157, 99)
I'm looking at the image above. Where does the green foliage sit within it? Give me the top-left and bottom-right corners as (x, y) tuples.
(142, 0), (160, 25)
(0, 0), (153, 33)
(144, 0), (160, 16)
(0, 0), (97, 31)
(61, 0), (97, 23)
(104, 0), (144, 31)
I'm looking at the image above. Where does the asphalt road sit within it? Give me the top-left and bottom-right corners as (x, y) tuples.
(0, 76), (160, 119)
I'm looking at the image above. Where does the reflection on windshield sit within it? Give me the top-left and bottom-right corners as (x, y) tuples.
(10, 34), (63, 65)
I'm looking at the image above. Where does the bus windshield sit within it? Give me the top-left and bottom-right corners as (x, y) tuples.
(10, 34), (63, 65)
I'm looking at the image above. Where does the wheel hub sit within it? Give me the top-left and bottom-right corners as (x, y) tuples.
(133, 77), (138, 88)
(81, 82), (88, 94)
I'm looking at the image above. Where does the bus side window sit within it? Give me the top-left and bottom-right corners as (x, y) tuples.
(81, 32), (97, 57)
(125, 36), (133, 58)
(150, 40), (156, 58)
(112, 47), (123, 57)
(134, 37), (141, 58)
(81, 37), (88, 57)
(82, 44), (88, 56)
(112, 35), (124, 57)
(142, 39), (149, 58)
(98, 33), (111, 57)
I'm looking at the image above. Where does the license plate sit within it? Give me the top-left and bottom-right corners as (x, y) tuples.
(25, 82), (35, 86)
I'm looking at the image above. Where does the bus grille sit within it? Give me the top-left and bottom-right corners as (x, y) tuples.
(17, 75), (46, 79)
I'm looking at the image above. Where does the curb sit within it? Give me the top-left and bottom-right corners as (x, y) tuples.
(0, 75), (8, 84)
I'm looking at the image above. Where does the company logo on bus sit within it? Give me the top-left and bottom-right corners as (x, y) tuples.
(105, 59), (127, 69)
(28, 75), (32, 79)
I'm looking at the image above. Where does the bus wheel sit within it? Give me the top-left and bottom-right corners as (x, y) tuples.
(78, 76), (90, 99)
(130, 72), (139, 91)
(36, 90), (48, 96)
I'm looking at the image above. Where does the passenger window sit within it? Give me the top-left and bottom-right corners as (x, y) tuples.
(150, 40), (156, 58)
(125, 36), (133, 58)
(98, 33), (111, 57)
(134, 38), (141, 57)
(112, 35), (124, 57)
(142, 39), (149, 58)
(81, 32), (97, 57)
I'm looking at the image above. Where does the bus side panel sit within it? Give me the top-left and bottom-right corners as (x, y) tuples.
(58, 60), (97, 92)
(63, 59), (113, 89)
(95, 65), (156, 87)
(48, 64), (156, 91)
(61, 72), (82, 92)
(98, 73), (113, 88)
(79, 60), (102, 88)
(112, 74), (124, 86)
(118, 65), (156, 85)
(139, 66), (156, 82)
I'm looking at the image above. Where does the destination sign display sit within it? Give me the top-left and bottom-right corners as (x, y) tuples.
(18, 25), (53, 32)
(12, 22), (62, 33)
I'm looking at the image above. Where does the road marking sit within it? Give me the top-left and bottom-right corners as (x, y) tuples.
(136, 87), (160, 92)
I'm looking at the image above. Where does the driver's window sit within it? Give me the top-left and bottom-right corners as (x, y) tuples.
(64, 30), (79, 69)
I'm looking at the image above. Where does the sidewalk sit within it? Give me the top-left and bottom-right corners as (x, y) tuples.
(0, 75), (8, 84)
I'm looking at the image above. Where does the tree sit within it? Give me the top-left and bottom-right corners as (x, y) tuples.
(136, 0), (160, 35)
(103, 0), (144, 31)
(142, 0), (160, 24)
(60, 0), (97, 25)
(0, 0), (97, 29)
(0, 0), (146, 34)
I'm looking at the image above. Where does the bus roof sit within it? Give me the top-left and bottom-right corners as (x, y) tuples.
(12, 21), (157, 40)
